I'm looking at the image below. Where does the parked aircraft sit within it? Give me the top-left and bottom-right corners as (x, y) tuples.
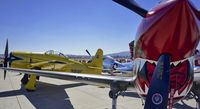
(9, 48), (103, 74)
(1, 0), (200, 109)
(3, 41), (103, 90)
(86, 49), (134, 74)
(103, 55), (134, 74)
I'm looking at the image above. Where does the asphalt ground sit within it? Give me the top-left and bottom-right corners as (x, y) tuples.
(0, 70), (197, 109)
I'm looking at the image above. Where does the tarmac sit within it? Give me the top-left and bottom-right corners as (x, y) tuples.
(0, 70), (197, 109)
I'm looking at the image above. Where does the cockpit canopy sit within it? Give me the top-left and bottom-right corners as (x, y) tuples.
(45, 50), (67, 58)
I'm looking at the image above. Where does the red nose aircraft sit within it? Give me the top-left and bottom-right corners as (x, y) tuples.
(131, 0), (200, 108)
(1, 0), (200, 109)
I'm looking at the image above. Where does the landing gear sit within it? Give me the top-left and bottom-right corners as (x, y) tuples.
(109, 81), (128, 109)
(36, 76), (40, 80)
(109, 89), (120, 109)
(20, 67), (41, 91)
(21, 74), (29, 85)
(190, 82), (200, 109)
(112, 63), (118, 70)
(33, 67), (41, 80)
(25, 74), (37, 91)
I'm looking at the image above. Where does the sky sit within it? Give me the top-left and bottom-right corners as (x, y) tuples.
(0, 0), (200, 55)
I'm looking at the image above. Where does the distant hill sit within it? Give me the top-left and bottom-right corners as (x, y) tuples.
(66, 51), (130, 59)
(0, 51), (131, 59)
(66, 54), (90, 59)
(105, 51), (130, 58)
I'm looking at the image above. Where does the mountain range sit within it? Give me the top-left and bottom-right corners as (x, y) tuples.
(0, 51), (130, 59)
(105, 51), (130, 58)
(66, 51), (130, 59)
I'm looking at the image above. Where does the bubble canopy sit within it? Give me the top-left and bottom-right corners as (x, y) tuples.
(44, 50), (67, 58)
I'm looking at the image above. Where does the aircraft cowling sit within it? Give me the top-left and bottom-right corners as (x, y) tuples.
(135, 0), (200, 62)
(133, 0), (200, 105)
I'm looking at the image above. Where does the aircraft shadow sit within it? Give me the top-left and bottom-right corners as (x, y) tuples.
(0, 81), (86, 109)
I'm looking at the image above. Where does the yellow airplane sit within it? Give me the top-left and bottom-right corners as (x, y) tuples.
(4, 40), (103, 91)
(10, 49), (103, 74)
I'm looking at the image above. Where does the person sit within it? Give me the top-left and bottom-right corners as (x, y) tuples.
(194, 49), (200, 66)
(129, 40), (134, 60)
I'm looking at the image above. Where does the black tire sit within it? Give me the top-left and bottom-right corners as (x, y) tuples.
(21, 74), (29, 85)
(109, 91), (113, 98)
(112, 63), (118, 70)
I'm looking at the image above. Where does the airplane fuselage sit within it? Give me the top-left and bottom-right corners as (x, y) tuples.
(9, 51), (102, 75)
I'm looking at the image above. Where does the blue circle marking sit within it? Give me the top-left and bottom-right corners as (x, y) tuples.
(152, 93), (163, 105)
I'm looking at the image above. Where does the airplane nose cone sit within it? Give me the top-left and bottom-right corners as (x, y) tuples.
(135, 0), (200, 61)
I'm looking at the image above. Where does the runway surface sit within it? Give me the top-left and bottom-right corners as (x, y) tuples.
(0, 70), (197, 109)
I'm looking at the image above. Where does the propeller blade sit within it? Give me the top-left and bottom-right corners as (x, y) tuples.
(113, 0), (148, 17)
(144, 54), (170, 109)
(3, 39), (9, 80)
(86, 49), (92, 57)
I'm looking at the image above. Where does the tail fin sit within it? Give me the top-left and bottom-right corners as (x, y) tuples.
(86, 49), (103, 68)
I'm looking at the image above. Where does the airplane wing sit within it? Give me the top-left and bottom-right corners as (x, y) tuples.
(194, 66), (200, 81)
(0, 67), (135, 89)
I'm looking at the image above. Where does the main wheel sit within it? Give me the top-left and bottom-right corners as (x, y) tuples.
(21, 74), (29, 85)
(112, 63), (118, 70)
(109, 90), (113, 98)
(109, 90), (118, 99)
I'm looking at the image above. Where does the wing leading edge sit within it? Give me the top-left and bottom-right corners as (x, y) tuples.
(3, 66), (200, 89)
(0, 67), (135, 88)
